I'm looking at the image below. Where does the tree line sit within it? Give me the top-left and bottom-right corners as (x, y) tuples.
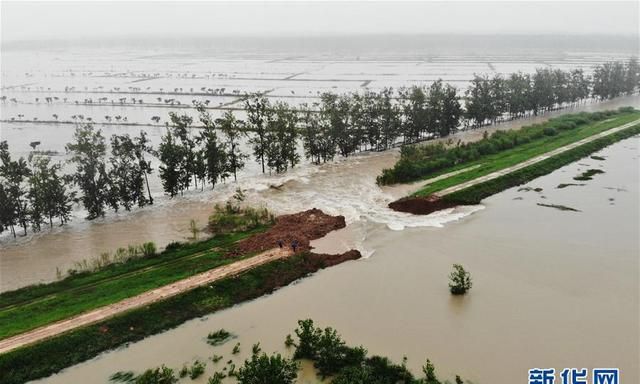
(1, 59), (637, 237)
(0, 129), (155, 237)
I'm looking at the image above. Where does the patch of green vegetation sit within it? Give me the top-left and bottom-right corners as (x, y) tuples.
(440, 124), (640, 205)
(110, 366), (176, 384)
(206, 329), (235, 346)
(189, 360), (206, 379)
(0, 252), (355, 384)
(208, 189), (275, 234)
(0, 228), (268, 340)
(109, 370), (136, 383)
(292, 319), (461, 383)
(537, 203), (581, 212)
(573, 168), (605, 181)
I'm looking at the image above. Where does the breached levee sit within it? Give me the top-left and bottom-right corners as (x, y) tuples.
(388, 195), (459, 215)
(388, 120), (640, 216)
(0, 209), (360, 384)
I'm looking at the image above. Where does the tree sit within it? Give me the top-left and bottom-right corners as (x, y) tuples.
(377, 87), (401, 150)
(423, 359), (440, 384)
(265, 103), (299, 173)
(168, 113), (197, 191)
(506, 72), (532, 118)
(448, 264), (472, 295)
(196, 105), (229, 188)
(109, 134), (148, 210)
(158, 128), (182, 197)
(399, 86), (429, 143)
(464, 74), (493, 127)
(246, 94), (273, 173)
(236, 353), (298, 384)
(300, 103), (323, 164)
(217, 111), (247, 182)
(0, 141), (31, 236)
(27, 156), (74, 230)
(626, 57), (640, 93)
(428, 80), (462, 137)
(65, 125), (109, 219)
(133, 131), (155, 204)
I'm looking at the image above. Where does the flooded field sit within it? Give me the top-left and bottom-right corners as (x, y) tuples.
(34, 133), (639, 384)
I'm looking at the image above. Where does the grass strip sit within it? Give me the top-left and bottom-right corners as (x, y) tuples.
(441, 125), (640, 205)
(0, 228), (266, 340)
(0, 251), (358, 384)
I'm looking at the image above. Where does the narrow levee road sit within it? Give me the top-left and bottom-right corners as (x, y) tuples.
(433, 118), (640, 197)
(0, 247), (291, 355)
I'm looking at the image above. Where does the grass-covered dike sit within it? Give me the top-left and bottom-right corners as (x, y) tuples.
(0, 250), (361, 384)
(442, 123), (640, 205)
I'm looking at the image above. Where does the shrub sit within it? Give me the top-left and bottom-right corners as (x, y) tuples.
(189, 360), (206, 380)
(206, 329), (234, 346)
(140, 242), (157, 258)
(236, 353), (298, 384)
(448, 264), (472, 295)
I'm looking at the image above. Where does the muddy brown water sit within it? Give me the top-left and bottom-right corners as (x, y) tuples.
(32, 134), (639, 383)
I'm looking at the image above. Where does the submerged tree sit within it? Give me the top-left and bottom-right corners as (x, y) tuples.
(0, 141), (31, 236)
(109, 134), (149, 210)
(27, 156), (75, 230)
(216, 111), (247, 182)
(158, 128), (183, 197)
(236, 353), (298, 384)
(196, 103), (229, 188)
(246, 94), (273, 174)
(448, 264), (472, 295)
(65, 124), (110, 219)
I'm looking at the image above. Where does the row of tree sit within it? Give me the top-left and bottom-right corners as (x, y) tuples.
(0, 128), (156, 236)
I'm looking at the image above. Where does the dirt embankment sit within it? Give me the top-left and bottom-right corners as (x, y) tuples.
(230, 208), (348, 255)
(388, 195), (460, 215)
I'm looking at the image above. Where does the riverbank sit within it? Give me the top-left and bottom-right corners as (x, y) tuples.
(0, 209), (361, 384)
(387, 109), (640, 214)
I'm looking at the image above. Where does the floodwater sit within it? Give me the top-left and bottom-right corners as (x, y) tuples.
(35, 133), (640, 384)
(1, 36), (639, 383)
(2, 36), (638, 290)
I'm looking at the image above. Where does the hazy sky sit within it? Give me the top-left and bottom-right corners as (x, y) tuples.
(1, 1), (638, 42)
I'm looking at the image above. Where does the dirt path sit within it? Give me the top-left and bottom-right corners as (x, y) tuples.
(433, 118), (640, 197)
(0, 247), (291, 355)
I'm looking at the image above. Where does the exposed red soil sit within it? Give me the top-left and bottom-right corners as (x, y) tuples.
(229, 208), (347, 256)
(388, 195), (460, 215)
(259, 250), (362, 292)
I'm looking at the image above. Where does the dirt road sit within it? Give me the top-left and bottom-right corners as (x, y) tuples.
(0, 247), (291, 355)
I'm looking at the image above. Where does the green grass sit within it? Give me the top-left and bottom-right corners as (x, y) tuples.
(412, 111), (640, 197)
(0, 227), (268, 340)
(441, 125), (640, 204)
(0, 251), (355, 384)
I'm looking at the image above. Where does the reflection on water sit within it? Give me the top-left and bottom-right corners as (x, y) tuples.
(35, 136), (639, 384)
